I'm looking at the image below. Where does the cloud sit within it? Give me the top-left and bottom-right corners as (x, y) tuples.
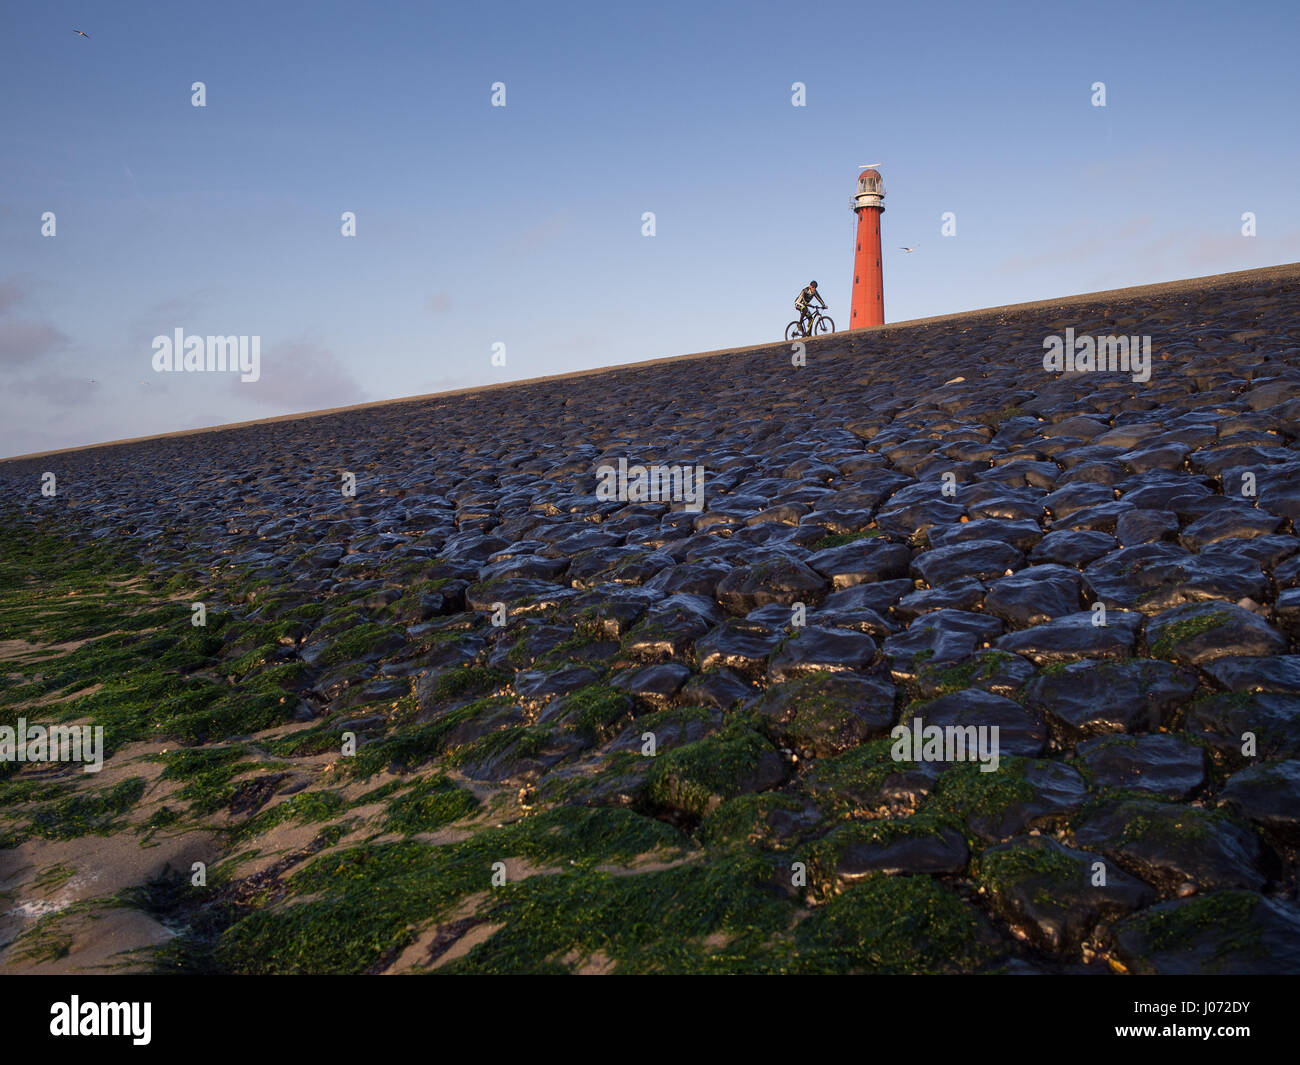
(0, 278), (26, 314)
(232, 338), (369, 411)
(128, 291), (217, 348)
(996, 216), (1155, 274)
(0, 319), (72, 365)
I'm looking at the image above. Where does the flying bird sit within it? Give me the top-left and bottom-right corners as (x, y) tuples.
(74, 29), (90, 38)
(899, 246), (917, 253)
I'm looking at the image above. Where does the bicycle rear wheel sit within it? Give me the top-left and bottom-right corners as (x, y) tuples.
(815, 315), (834, 334)
(785, 320), (805, 341)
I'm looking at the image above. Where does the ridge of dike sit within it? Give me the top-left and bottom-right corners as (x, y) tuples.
(5, 260), (1298, 465)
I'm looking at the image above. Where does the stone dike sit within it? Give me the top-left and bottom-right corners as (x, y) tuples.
(2, 263), (1299, 974)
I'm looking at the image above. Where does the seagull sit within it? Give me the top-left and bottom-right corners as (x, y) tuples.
(899, 246), (917, 253)
(74, 29), (90, 38)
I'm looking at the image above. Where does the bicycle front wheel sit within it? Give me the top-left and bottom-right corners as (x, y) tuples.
(785, 320), (805, 341)
(815, 315), (834, 334)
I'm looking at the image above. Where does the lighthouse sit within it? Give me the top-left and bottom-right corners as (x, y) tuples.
(850, 168), (885, 327)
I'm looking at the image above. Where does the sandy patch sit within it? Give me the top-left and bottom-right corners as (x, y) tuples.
(0, 827), (217, 973)
(3, 903), (174, 974)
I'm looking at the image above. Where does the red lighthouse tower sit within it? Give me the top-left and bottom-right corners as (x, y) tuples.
(850, 168), (885, 328)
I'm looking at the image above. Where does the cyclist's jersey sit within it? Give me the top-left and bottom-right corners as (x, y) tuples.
(796, 287), (819, 308)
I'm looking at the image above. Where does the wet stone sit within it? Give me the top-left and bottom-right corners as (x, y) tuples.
(1276, 588), (1300, 635)
(1115, 508), (1180, 546)
(695, 619), (785, 676)
(678, 667), (757, 710)
(483, 623), (571, 671)
(537, 686), (635, 731)
(1146, 601), (1287, 666)
(821, 579), (914, 615)
(1185, 692), (1300, 763)
(895, 578), (986, 621)
(621, 593), (723, 658)
(829, 824), (970, 882)
(643, 559), (734, 598)
(978, 835), (1155, 955)
(753, 672), (896, 757)
(927, 518), (1043, 552)
(1029, 529), (1117, 567)
(1054, 500), (1136, 534)
(1219, 760), (1300, 843)
(1202, 655), (1300, 695)
(457, 729), (591, 783)
(873, 499), (967, 540)
(1042, 482), (1116, 519)
(1022, 658), (1198, 738)
(915, 649), (1038, 700)
(514, 664), (602, 699)
(609, 706), (723, 753)
(745, 602), (801, 629)
(883, 608), (1004, 678)
(907, 689), (1047, 758)
(1075, 734), (1206, 798)
(1073, 800), (1266, 896)
(1083, 541), (1268, 614)
(565, 585), (660, 639)
(1115, 892), (1300, 975)
(477, 553), (570, 582)
(1212, 533), (1300, 571)
(715, 558), (828, 613)
(1179, 506), (1282, 551)
(982, 564), (1082, 629)
(910, 539), (1025, 586)
(464, 578), (577, 613)
(996, 609), (1142, 665)
(767, 625), (877, 682)
(961, 760), (1088, 843)
(808, 601), (898, 636)
(609, 662), (693, 706)
(806, 540), (913, 588)
(1119, 442), (1191, 474)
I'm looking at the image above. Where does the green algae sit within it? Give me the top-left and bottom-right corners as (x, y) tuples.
(975, 839), (1081, 895)
(182, 806), (687, 974)
(1137, 891), (1260, 954)
(646, 720), (780, 819)
(2, 776), (147, 848)
(1149, 610), (1233, 660)
(555, 683), (632, 741)
(383, 775), (479, 834)
(811, 530), (884, 551)
(793, 876), (996, 974)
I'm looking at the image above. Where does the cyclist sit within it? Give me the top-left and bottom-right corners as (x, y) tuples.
(794, 281), (826, 336)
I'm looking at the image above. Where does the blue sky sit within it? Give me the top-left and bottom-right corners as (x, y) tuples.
(2, 0), (1297, 457)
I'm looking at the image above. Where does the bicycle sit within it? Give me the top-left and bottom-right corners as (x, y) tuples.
(785, 305), (834, 340)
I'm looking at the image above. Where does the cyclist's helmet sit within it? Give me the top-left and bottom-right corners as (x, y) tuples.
(809, 281), (818, 287)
